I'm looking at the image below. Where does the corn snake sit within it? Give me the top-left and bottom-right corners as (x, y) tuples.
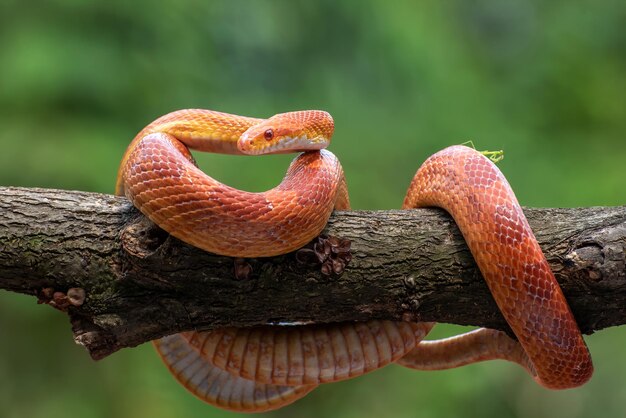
(117, 109), (592, 412)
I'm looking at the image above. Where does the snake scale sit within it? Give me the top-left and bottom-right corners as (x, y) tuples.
(116, 109), (593, 412)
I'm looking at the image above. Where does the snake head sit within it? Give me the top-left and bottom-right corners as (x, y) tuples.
(238, 110), (334, 155)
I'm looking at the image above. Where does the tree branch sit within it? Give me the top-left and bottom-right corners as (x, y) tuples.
(0, 186), (624, 360)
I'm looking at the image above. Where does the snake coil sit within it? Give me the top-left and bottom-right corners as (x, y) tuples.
(117, 109), (592, 412)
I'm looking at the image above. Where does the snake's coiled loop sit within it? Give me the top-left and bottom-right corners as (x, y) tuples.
(117, 109), (592, 412)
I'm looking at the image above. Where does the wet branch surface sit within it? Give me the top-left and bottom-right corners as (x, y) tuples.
(0, 186), (625, 360)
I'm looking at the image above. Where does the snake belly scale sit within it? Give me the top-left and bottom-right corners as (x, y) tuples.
(117, 109), (593, 412)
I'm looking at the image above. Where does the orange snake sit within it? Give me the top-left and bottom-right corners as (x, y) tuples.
(117, 109), (593, 412)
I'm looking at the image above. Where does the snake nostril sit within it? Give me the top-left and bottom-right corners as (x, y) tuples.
(238, 139), (250, 152)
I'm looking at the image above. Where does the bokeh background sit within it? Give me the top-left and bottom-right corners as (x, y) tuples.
(1, 1), (625, 417)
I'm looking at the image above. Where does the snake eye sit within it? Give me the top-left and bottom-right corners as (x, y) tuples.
(264, 129), (274, 141)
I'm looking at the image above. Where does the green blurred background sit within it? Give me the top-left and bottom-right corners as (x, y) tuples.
(1, 1), (624, 417)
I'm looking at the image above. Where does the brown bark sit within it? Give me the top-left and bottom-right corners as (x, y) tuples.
(0, 186), (624, 360)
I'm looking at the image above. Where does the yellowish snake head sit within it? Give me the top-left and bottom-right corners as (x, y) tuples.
(237, 110), (334, 155)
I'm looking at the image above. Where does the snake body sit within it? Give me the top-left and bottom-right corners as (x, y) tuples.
(117, 109), (593, 412)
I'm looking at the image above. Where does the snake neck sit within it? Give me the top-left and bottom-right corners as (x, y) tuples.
(142, 109), (263, 155)
(116, 109), (264, 195)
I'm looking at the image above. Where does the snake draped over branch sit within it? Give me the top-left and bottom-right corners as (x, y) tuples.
(116, 109), (593, 412)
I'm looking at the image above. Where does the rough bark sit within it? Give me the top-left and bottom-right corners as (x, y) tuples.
(0, 186), (624, 360)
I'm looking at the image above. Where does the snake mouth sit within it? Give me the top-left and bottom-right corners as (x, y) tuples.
(237, 134), (326, 155)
